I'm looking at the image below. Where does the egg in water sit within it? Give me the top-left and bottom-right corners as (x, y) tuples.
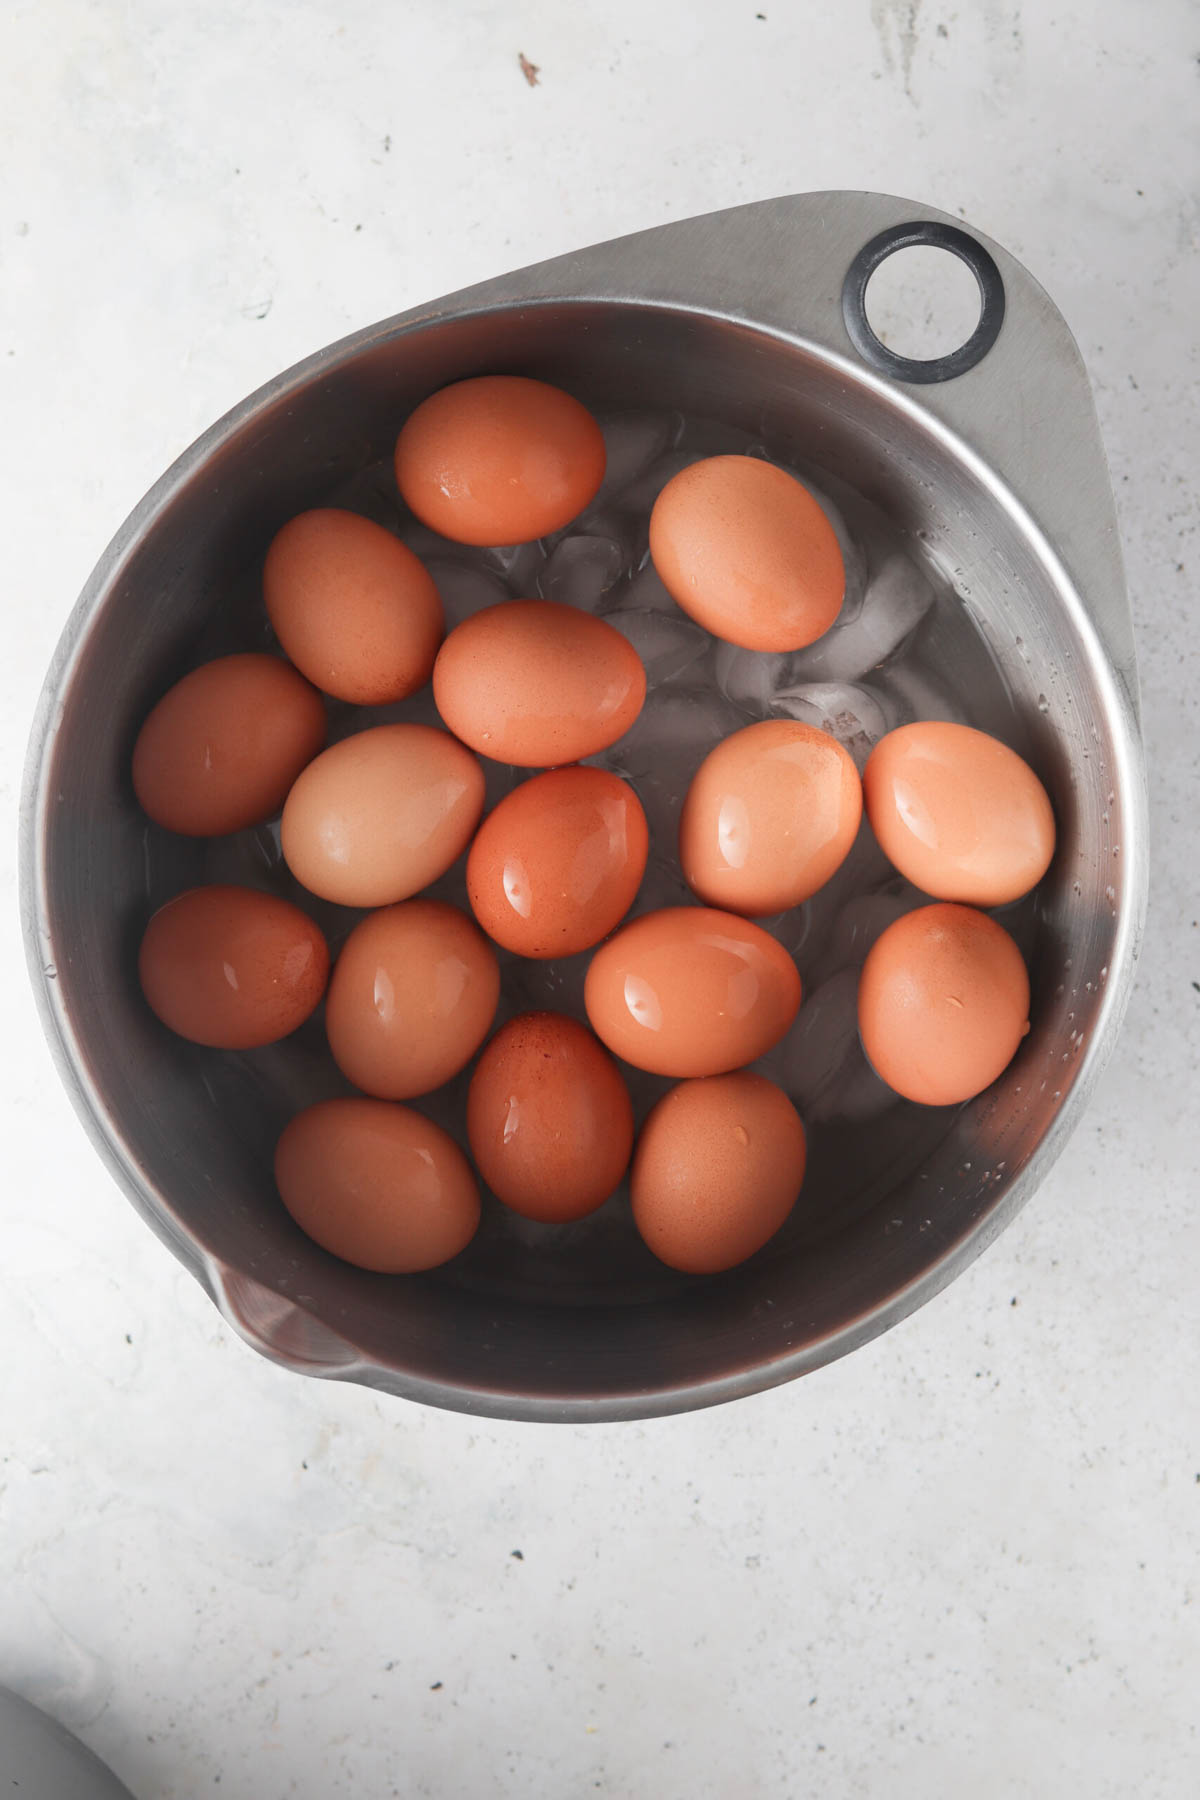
(275, 1097), (480, 1272)
(467, 1012), (634, 1222)
(394, 375), (606, 546)
(632, 1072), (806, 1273)
(857, 902), (1031, 1106)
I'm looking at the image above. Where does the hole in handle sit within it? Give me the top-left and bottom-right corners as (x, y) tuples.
(842, 221), (1005, 385)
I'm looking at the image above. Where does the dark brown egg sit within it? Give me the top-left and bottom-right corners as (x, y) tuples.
(138, 885), (328, 1048)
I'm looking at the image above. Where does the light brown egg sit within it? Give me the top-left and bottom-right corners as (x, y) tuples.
(467, 1012), (634, 1222)
(858, 902), (1031, 1106)
(394, 375), (606, 546)
(467, 767), (648, 957)
(680, 718), (862, 914)
(132, 654), (326, 837)
(138, 885), (328, 1048)
(649, 455), (845, 651)
(263, 508), (443, 705)
(864, 721), (1056, 905)
(325, 899), (500, 1099)
(433, 600), (645, 766)
(275, 1097), (480, 1273)
(281, 723), (484, 907)
(584, 906), (802, 1076)
(631, 1072), (806, 1273)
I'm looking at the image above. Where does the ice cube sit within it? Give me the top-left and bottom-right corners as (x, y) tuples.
(617, 449), (703, 515)
(776, 818), (897, 983)
(713, 642), (790, 716)
(770, 968), (897, 1124)
(598, 412), (682, 496)
(823, 880), (928, 973)
(773, 680), (895, 771)
(877, 656), (966, 726)
(789, 549), (935, 683)
(477, 539), (547, 595)
(604, 685), (744, 842)
(426, 559), (509, 632)
(538, 534), (626, 611)
(607, 610), (709, 684)
(607, 560), (680, 616)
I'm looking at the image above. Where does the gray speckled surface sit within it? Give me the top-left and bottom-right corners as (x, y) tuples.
(2, 3), (1197, 1796)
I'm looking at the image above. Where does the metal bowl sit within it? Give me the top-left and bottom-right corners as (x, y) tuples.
(21, 192), (1147, 1421)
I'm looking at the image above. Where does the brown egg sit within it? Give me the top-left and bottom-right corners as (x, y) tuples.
(433, 600), (645, 766)
(263, 508), (443, 705)
(325, 900), (500, 1099)
(649, 455), (845, 651)
(632, 1072), (806, 1273)
(680, 719), (862, 914)
(132, 654), (326, 837)
(858, 902), (1031, 1106)
(138, 885), (328, 1048)
(281, 723), (485, 907)
(864, 721), (1056, 905)
(467, 1012), (634, 1222)
(275, 1097), (480, 1272)
(467, 767), (648, 957)
(584, 906), (802, 1077)
(394, 375), (606, 546)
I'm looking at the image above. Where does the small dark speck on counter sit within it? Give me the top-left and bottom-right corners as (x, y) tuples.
(383, 134), (391, 151)
(511, 1548), (524, 1560)
(430, 1681), (443, 1690)
(1011, 1296), (1019, 1307)
(518, 52), (540, 86)
(126, 1332), (133, 1343)
(937, 21), (949, 35)
(301, 1460), (308, 1470)
(756, 11), (766, 18)
(1191, 980), (1199, 993)
(355, 223), (362, 232)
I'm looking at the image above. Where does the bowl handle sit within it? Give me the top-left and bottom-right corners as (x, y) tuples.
(440, 190), (1138, 728)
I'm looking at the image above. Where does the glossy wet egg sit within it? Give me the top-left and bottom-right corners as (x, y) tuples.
(275, 1097), (480, 1272)
(325, 899), (500, 1099)
(864, 721), (1056, 905)
(467, 1012), (634, 1222)
(281, 723), (485, 907)
(858, 902), (1031, 1106)
(433, 600), (645, 766)
(263, 508), (443, 705)
(467, 767), (648, 957)
(680, 718), (862, 914)
(132, 653), (326, 837)
(394, 375), (606, 546)
(138, 884), (328, 1048)
(649, 455), (845, 651)
(584, 905), (802, 1077)
(631, 1072), (806, 1273)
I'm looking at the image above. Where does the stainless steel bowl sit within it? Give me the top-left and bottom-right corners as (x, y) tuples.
(21, 191), (1147, 1421)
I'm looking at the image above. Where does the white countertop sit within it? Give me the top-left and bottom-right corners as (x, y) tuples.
(3, 3), (1198, 1795)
